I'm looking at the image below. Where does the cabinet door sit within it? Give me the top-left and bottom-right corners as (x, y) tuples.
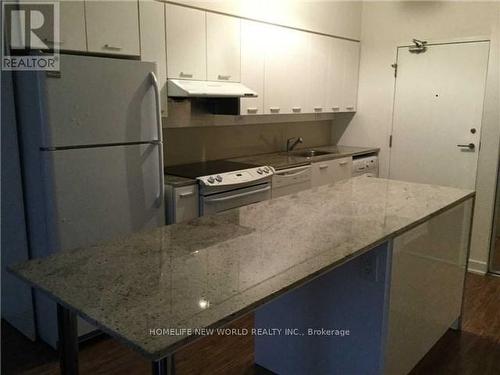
(332, 157), (353, 181)
(207, 13), (240, 82)
(86, 0), (140, 56)
(140, 0), (167, 115)
(311, 157), (352, 187)
(26, 0), (86, 51)
(264, 25), (309, 114)
(240, 20), (266, 115)
(174, 185), (199, 223)
(341, 40), (360, 112)
(306, 33), (330, 113)
(166, 4), (206, 80)
(326, 38), (345, 113)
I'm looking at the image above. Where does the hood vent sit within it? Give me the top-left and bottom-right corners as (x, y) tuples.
(167, 79), (258, 98)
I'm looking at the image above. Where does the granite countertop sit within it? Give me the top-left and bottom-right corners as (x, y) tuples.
(229, 145), (380, 170)
(10, 177), (473, 361)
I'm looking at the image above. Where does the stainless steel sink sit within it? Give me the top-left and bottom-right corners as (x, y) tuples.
(291, 150), (333, 158)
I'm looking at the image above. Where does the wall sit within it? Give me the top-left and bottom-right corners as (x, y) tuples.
(338, 1), (500, 273)
(167, 0), (362, 40)
(164, 120), (332, 165)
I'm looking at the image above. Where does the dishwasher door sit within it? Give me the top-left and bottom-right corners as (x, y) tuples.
(272, 165), (312, 198)
(201, 182), (271, 215)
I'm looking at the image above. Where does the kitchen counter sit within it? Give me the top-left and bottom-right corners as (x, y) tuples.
(229, 145), (379, 170)
(164, 174), (196, 187)
(10, 177), (473, 364)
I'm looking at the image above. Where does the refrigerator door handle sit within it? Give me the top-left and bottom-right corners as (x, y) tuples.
(149, 72), (165, 208)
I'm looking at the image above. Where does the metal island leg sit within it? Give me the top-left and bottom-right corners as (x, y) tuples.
(152, 355), (175, 375)
(57, 303), (79, 375)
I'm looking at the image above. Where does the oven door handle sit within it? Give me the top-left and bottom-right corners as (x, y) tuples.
(205, 185), (271, 203)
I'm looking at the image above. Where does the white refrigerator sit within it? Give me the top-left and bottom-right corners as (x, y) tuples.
(14, 54), (165, 348)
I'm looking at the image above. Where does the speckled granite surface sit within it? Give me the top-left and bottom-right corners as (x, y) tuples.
(229, 145), (379, 170)
(10, 177), (473, 360)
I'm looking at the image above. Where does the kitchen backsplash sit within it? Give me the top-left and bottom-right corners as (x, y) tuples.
(164, 120), (333, 166)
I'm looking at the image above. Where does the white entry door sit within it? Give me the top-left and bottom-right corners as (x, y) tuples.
(389, 41), (490, 189)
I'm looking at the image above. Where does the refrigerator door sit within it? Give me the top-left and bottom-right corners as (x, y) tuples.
(43, 143), (165, 252)
(41, 54), (158, 148)
(1, 69), (36, 340)
(34, 143), (165, 347)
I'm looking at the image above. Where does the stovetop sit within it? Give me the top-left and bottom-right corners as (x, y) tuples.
(164, 160), (259, 179)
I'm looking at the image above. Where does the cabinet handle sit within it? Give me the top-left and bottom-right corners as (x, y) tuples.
(292, 107), (302, 113)
(339, 161), (348, 166)
(247, 108), (258, 114)
(43, 38), (64, 45)
(345, 106), (355, 111)
(218, 74), (231, 80)
(332, 106), (340, 111)
(180, 72), (193, 78)
(179, 192), (195, 198)
(314, 107), (322, 112)
(103, 44), (122, 51)
(319, 164), (328, 169)
(457, 143), (475, 150)
(270, 107), (280, 113)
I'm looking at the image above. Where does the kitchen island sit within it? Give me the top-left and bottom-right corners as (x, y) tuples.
(10, 177), (474, 375)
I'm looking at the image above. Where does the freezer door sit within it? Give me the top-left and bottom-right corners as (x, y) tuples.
(41, 54), (158, 148)
(43, 143), (165, 252)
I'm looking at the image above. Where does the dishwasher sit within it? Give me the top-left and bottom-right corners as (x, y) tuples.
(352, 155), (379, 177)
(272, 165), (312, 198)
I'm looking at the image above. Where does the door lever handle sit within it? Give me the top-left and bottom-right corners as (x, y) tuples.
(457, 143), (475, 150)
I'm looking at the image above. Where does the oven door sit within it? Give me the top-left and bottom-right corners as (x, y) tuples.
(201, 182), (271, 216)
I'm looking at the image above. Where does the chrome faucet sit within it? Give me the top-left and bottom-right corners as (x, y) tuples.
(286, 137), (303, 152)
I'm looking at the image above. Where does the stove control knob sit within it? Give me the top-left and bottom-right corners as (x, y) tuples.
(207, 176), (215, 184)
(216, 175), (223, 182)
(257, 168), (263, 175)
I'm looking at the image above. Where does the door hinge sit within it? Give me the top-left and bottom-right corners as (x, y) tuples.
(389, 135), (393, 148)
(391, 63), (398, 78)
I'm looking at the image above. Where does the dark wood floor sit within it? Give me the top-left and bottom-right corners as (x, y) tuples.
(410, 273), (500, 375)
(2, 273), (499, 375)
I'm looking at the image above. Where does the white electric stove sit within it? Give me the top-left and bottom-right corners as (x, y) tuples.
(165, 161), (274, 215)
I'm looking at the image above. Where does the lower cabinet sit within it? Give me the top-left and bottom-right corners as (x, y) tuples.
(166, 184), (199, 224)
(311, 157), (352, 187)
(384, 199), (473, 375)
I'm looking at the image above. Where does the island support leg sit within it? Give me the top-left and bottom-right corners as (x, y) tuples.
(152, 355), (174, 375)
(57, 303), (79, 375)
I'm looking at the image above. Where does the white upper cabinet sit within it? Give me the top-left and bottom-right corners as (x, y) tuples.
(326, 38), (345, 113)
(306, 33), (330, 113)
(85, 1), (140, 56)
(240, 20), (266, 115)
(166, 4), (206, 80)
(264, 25), (309, 114)
(325, 38), (360, 113)
(56, 0), (87, 51)
(342, 40), (360, 112)
(139, 0), (167, 115)
(24, 0), (86, 51)
(206, 13), (241, 82)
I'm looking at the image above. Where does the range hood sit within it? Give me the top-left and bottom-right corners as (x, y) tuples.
(167, 79), (258, 98)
